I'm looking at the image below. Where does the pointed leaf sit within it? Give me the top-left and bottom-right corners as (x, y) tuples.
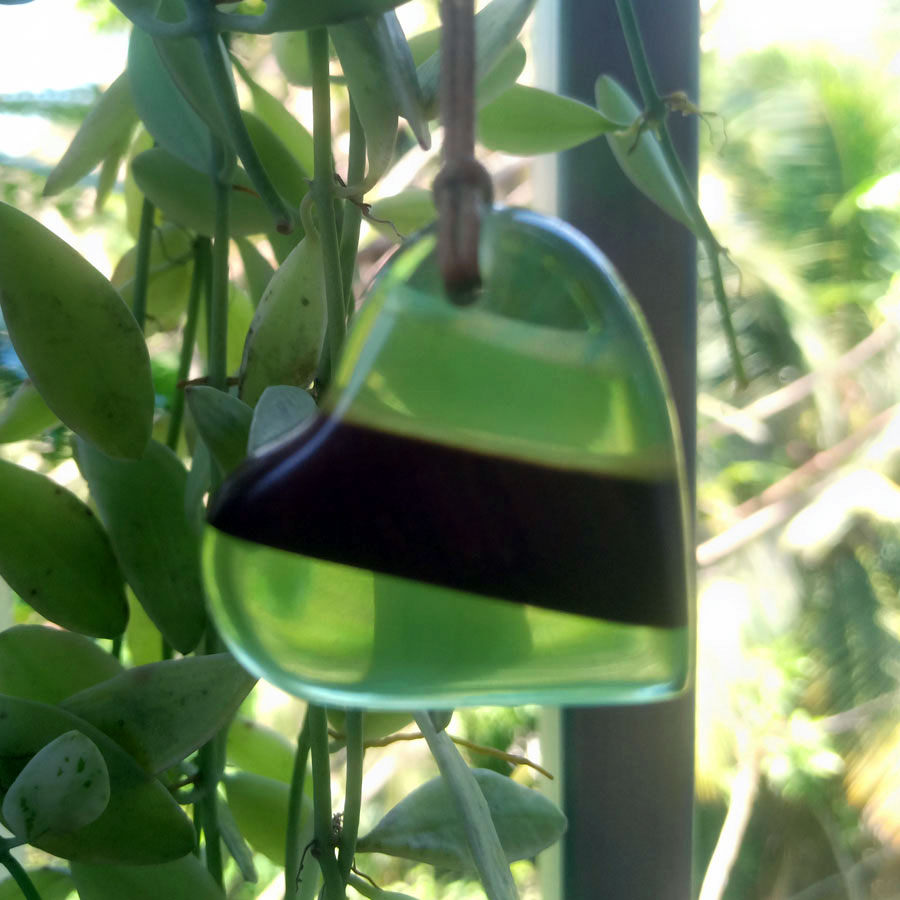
(71, 855), (225, 900)
(418, 0), (536, 118)
(61, 654), (255, 774)
(223, 771), (311, 866)
(272, 30), (312, 87)
(128, 24), (212, 172)
(233, 57), (314, 177)
(372, 11), (431, 149)
(0, 202), (154, 459)
(0, 695), (195, 863)
(594, 75), (696, 232)
(247, 385), (317, 455)
(0, 625), (123, 705)
(330, 18), (399, 192)
(185, 386), (253, 475)
(75, 438), (207, 654)
(239, 235), (327, 407)
(0, 380), (60, 444)
(357, 768), (567, 872)
(3, 731), (110, 841)
(0, 868), (73, 900)
(131, 148), (274, 237)
(0, 460), (128, 638)
(94, 126), (132, 213)
(226, 716), (295, 783)
(476, 40), (526, 108)
(478, 84), (618, 155)
(242, 110), (309, 208)
(44, 72), (138, 197)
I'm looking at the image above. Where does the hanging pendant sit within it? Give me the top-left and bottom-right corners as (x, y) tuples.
(203, 207), (692, 709)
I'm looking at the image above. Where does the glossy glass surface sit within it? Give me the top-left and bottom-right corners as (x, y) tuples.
(203, 207), (693, 708)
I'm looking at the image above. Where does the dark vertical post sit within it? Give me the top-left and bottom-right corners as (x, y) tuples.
(537, 2), (698, 898)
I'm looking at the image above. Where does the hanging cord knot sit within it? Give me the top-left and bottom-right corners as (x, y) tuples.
(434, 157), (493, 299)
(434, 0), (493, 302)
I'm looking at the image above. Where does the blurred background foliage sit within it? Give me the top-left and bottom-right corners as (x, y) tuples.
(1, 0), (900, 898)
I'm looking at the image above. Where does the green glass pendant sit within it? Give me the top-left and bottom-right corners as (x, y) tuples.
(203, 207), (692, 709)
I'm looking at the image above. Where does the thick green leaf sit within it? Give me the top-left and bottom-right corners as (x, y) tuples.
(0, 203), (154, 459)
(61, 655), (255, 774)
(128, 24), (212, 173)
(357, 768), (567, 872)
(478, 84), (618, 155)
(272, 30), (312, 86)
(75, 438), (207, 654)
(219, 0), (408, 34)
(368, 187), (435, 239)
(235, 237), (275, 306)
(44, 72), (137, 197)
(3, 731), (110, 841)
(131, 148), (274, 237)
(0, 868), (73, 900)
(0, 380), (60, 444)
(407, 27), (440, 67)
(0, 626), (122, 705)
(238, 234), (327, 407)
(233, 57), (314, 177)
(223, 771), (311, 866)
(330, 18), (400, 192)
(111, 223), (194, 332)
(71, 855), (225, 900)
(0, 460), (128, 638)
(476, 40), (526, 108)
(226, 716), (294, 783)
(242, 110), (309, 208)
(371, 11), (431, 149)
(151, 0), (231, 145)
(0, 695), (195, 863)
(247, 385), (317, 455)
(185, 386), (252, 476)
(418, 0), (536, 118)
(594, 75), (695, 232)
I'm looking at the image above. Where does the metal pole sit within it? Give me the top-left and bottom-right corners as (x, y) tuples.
(534, 2), (698, 898)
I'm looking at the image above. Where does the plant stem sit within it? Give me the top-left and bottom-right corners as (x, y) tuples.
(308, 704), (345, 900)
(340, 103), (366, 320)
(614, 0), (746, 386)
(208, 175), (231, 393)
(131, 197), (155, 332)
(166, 238), (208, 450)
(0, 845), (42, 900)
(284, 712), (312, 900)
(414, 712), (519, 900)
(337, 711), (363, 882)
(308, 26), (346, 380)
(194, 28), (295, 234)
(197, 738), (224, 887)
